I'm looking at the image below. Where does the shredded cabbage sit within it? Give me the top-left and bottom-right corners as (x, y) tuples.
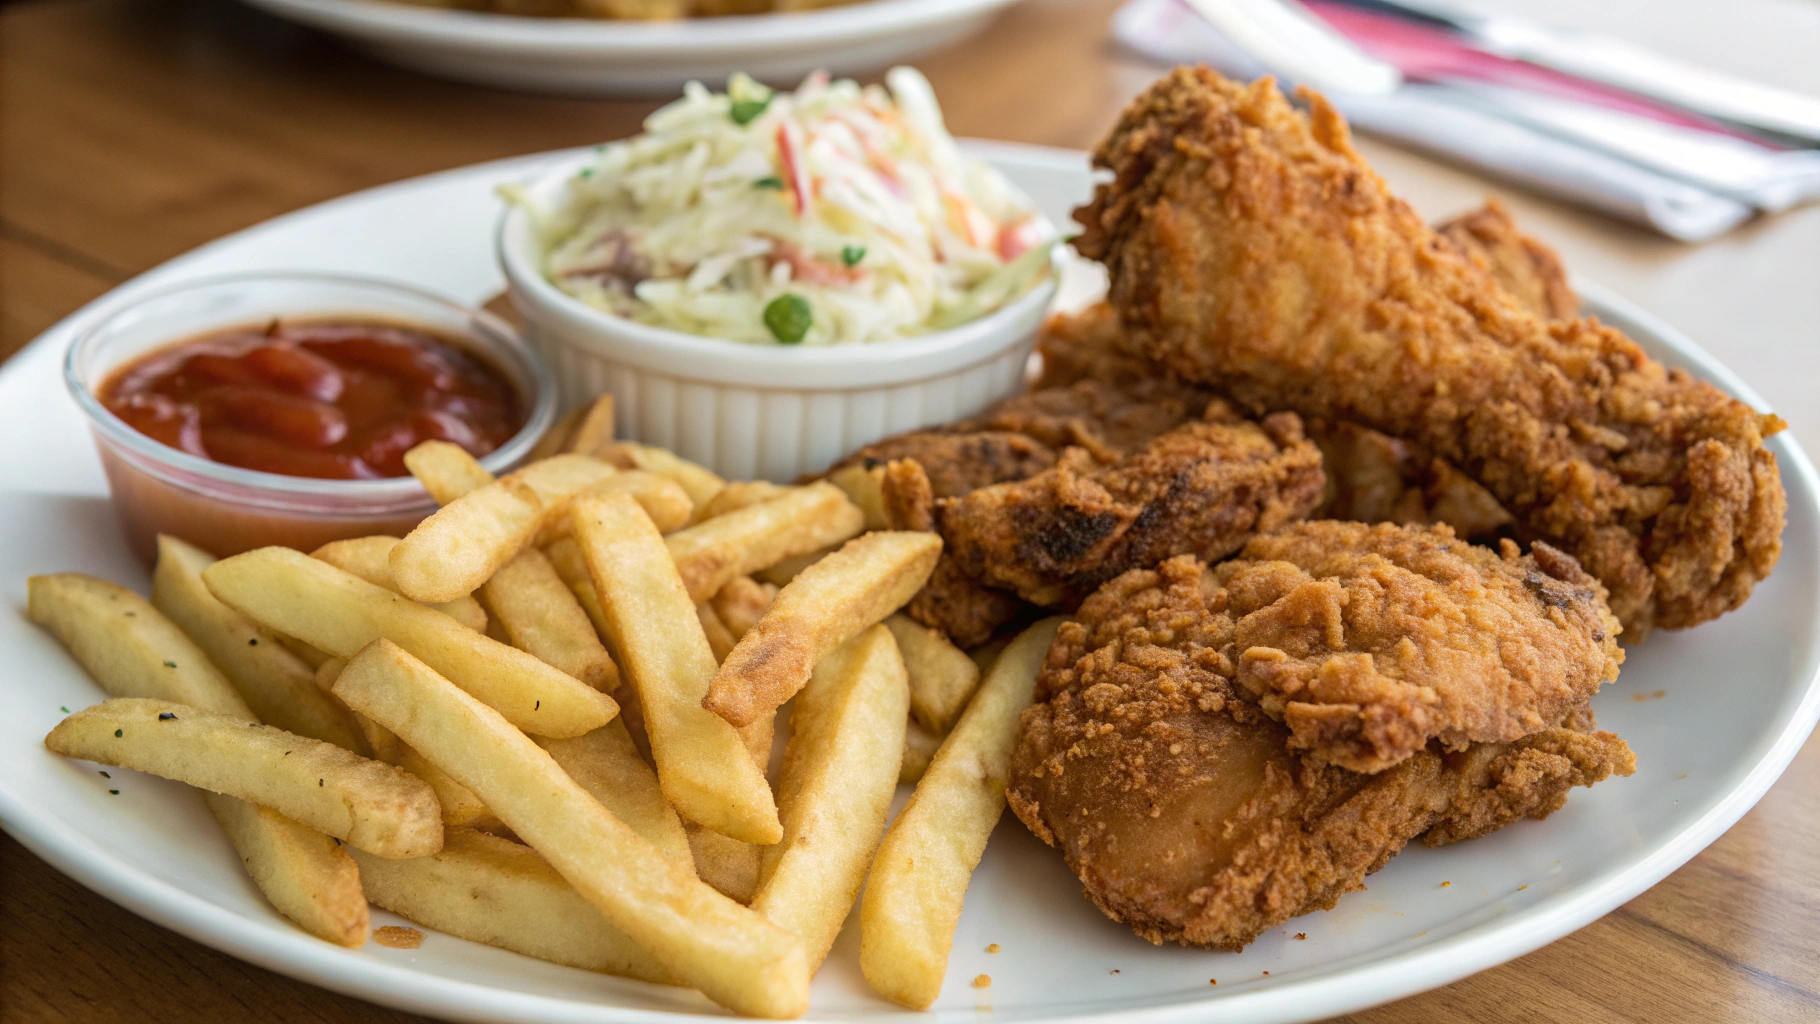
(529, 67), (1053, 346)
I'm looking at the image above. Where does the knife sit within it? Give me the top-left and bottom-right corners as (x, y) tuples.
(1321, 0), (1820, 144)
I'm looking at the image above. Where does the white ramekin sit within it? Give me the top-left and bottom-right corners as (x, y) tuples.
(497, 151), (1058, 482)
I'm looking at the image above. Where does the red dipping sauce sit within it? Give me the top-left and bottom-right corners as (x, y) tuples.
(100, 321), (525, 480)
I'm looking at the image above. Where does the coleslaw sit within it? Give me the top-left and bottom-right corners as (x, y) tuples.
(523, 68), (1054, 346)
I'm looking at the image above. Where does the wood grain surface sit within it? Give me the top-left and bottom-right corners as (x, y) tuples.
(2, 0), (1818, 1020)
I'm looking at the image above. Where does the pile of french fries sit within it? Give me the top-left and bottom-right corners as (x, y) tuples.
(30, 394), (1059, 1017)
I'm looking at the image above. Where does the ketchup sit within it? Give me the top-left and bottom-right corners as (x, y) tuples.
(101, 321), (525, 479)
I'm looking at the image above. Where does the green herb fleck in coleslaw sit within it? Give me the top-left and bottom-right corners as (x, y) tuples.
(525, 68), (1054, 347)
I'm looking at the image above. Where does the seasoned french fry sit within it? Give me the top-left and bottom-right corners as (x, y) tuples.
(332, 640), (809, 1019)
(599, 441), (726, 509)
(311, 536), (488, 634)
(754, 625), (908, 969)
(30, 573), (255, 717)
(403, 439), (498, 506)
(826, 461), (890, 532)
(563, 393), (618, 455)
(697, 602), (739, 663)
(695, 480), (788, 522)
(152, 536), (367, 754)
(711, 576), (776, 641)
(391, 453), (617, 603)
(27, 574), (367, 946)
(204, 793), (368, 947)
(527, 404), (587, 463)
(860, 618), (1063, 1010)
(480, 549), (619, 692)
(47, 698), (442, 859)
(666, 482), (865, 604)
(571, 491), (781, 845)
(885, 613), (982, 734)
(705, 531), (942, 727)
(353, 827), (677, 984)
(203, 548), (616, 738)
(686, 822), (761, 904)
(537, 721), (692, 870)
(899, 718), (942, 786)
(542, 471), (694, 541)
(754, 546), (833, 587)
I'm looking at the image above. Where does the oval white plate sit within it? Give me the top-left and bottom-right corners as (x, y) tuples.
(236, 0), (1027, 95)
(1, 144), (1816, 1024)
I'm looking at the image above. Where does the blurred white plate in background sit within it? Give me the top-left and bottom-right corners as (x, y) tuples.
(235, 0), (1028, 95)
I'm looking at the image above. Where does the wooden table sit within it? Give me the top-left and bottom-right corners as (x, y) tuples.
(3, 0), (1818, 1019)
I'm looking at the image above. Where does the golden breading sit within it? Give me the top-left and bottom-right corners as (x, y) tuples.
(1008, 552), (1634, 951)
(1074, 67), (1787, 638)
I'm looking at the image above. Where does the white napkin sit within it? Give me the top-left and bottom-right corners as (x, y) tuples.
(1111, 0), (1756, 241)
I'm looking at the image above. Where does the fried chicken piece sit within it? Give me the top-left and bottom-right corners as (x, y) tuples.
(1438, 199), (1580, 322)
(1074, 67), (1787, 638)
(1308, 419), (1515, 540)
(1217, 521), (1622, 771)
(856, 431), (1057, 499)
(879, 458), (1034, 648)
(941, 405), (1325, 608)
(1008, 554), (1634, 950)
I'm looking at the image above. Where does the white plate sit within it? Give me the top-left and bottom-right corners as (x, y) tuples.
(238, 0), (1026, 95)
(1, 144), (1816, 1024)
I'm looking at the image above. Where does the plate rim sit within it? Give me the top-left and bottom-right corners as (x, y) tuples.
(236, 0), (1028, 56)
(2, 144), (1817, 1024)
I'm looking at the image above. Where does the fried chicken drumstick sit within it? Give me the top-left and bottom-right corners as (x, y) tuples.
(1073, 67), (1787, 639)
(1009, 534), (1635, 951)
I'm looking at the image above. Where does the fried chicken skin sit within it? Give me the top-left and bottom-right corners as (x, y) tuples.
(941, 405), (1325, 607)
(843, 382), (1321, 645)
(1008, 553), (1634, 950)
(1217, 522), (1621, 772)
(1073, 68), (1787, 638)
(1437, 198), (1580, 322)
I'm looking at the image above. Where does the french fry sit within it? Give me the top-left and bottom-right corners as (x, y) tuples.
(753, 625), (908, 969)
(860, 618), (1063, 1010)
(46, 698), (442, 859)
(711, 576), (776, 641)
(543, 536), (613, 641)
(969, 634), (1014, 675)
(352, 828), (678, 984)
(30, 573), (256, 717)
(277, 634), (332, 671)
(151, 536), (367, 754)
(542, 471), (694, 541)
(480, 549), (619, 692)
(686, 822), (761, 904)
(391, 453), (617, 602)
(826, 461), (890, 532)
(666, 482), (865, 604)
(403, 439), (498, 505)
(599, 441), (727, 510)
(27, 574), (367, 946)
(899, 718), (942, 786)
(570, 491), (781, 845)
(705, 531), (942, 728)
(321, 658), (505, 834)
(526, 404), (587, 463)
(203, 547), (616, 738)
(537, 721), (693, 870)
(754, 546), (833, 587)
(697, 602), (739, 663)
(885, 614), (982, 734)
(564, 393), (618, 455)
(204, 793), (368, 946)
(332, 640), (809, 1019)
(311, 536), (488, 634)
(695, 481), (788, 522)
